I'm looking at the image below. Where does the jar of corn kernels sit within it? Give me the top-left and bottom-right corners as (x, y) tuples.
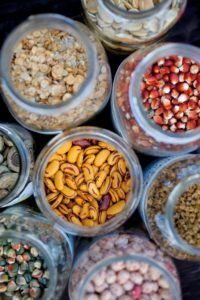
(68, 232), (182, 300)
(112, 43), (200, 156)
(0, 14), (111, 134)
(82, 0), (186, 53)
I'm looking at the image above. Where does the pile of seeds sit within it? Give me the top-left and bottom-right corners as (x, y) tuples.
(0, 239), (49, 299)
(84, 260), (173, 300)
(174, 182), (200, 248)
(0, 133), (20, 200)
(110, 0), (162, 11)
(83, 0), (181, 51)
(143, 156), (200, 259)
(44, 139), (131, 227)
(69, 233), (180, 300)
(11, 29), (88, 105)
(141, 55), (200, 132)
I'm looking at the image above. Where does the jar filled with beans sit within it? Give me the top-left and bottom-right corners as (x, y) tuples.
(112, 43), (200, 156)
(82, 0), (186, 53)
(139, 154), (200, 260)
(0, 205), (74, 300)
(0, 123), (34, 207)
(33, 126), (143, 236)
(68, 232), (181, 300)
(0, 14), (111, 134)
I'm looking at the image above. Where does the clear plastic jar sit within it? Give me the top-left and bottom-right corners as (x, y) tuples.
(68, 232), (181, 300)
(82, 0), (186, 53)
(33, 126), (143, 236)
(111, 43), (200, 156)
(0, 14), (111, 134)
(0, 123), (34, 207)
(0, 205), (74, 300)
(139, 154), (200, 260)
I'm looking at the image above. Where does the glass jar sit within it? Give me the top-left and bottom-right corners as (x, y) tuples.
(111, 43), (200, 156)
(68, 232), (181, 300)
(0, 123), (34, 207)
(0, 14), (111, 134)
(82, 0), (187, 53)
(139, 154), (200, 260)
(33, 126), (143, 236)
(0, 205), (74, 300)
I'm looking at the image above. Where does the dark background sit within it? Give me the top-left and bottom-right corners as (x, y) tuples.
(0, 0), (199, 299)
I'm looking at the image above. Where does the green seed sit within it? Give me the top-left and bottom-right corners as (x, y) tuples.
(23, 252), (31, 262)
(16, 255), (24, 263)
(0, 274), (9, 283)
(0, 259), (6, 266)
(30, 247), (39, 257)
(11, 242), (21, 251)
(29, 287), (41, 298)
(34, 260), (42, 269)
(24, 272), (32, 283)
(7, 248), (16, 258)
(43, 270), (50, 279)
(19, 261), (28, 274)
(28, 261), (35, 273)
(7, 280), (18, 292)
(6, 257), (16, 264)
(30, 279), (40, 288)
(21, 286), (29, 295)
(0, 246), (3, 256)
(32, 269), (43, 279)
(16, 275), (27, 286)
(39, 277), (47, 286)
(0, 283), (7, 292)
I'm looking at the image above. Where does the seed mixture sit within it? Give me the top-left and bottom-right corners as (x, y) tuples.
(0, 239), (49, 299)
(174, 182), (200, 248)
(141, 56), (200, 132)
(111, 0), (162, 11)
(143, 156), (200, 260)
(5, 25), (111, 132)
(11, 29), (88, 105)
(44, 139), (131, 227)
(0, 133), (20, 200)
(69, 233), (180, 300)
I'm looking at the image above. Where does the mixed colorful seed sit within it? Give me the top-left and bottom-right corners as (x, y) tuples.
(0, 239), (49, 299)
(141, 55), (200, 132)
(0, 133), (21, 200)
(44, 139), (131, 227)
(174, 182), (200, 248)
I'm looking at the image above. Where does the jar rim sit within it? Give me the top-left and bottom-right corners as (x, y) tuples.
(75, 254), (181, 300)
(0, 13), (98, 115)
(100, 0), (172, 20)
(33, 126), (143, 237)
(0, 229), (57, 300)
(165, 173), (200, 256)
(0, 124), (31, 207)
(129, 43), (200, 145)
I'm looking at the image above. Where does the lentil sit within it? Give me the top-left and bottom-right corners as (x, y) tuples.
(0, 239), (49, 299)
(141, 155), (200, 260)
(0, 133), (20, 200)
(141, 56), (200, 132)
(174, 182), (200, 248)
(44, 139), (132, 226)
(69, 233), (181, 300)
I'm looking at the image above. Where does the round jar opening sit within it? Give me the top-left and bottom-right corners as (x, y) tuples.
(102, 0), (171, 19)
(77, 255), (180, 300)
(33, 126), (142, 236)
(166, 174), (200, 256)
(0, 232), (56, 300)
(129, 43), (200, 145)
(0, 14), (97, 114)
(0, 125), (30, 207)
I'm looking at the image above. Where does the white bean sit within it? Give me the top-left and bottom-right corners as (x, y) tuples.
(110, 283), (124, 297)
(117, 270), (130, 284)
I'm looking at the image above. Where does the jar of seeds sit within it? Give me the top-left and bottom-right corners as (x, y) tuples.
(0, 14), (111, 134)
(33, 126), (142, 236)
(68, 232), (181, 300)
(82, 0), (186, 53)
(0, 205), (74, 300)
(139, 154), (200, 260)
(0, 123), (34, 207)
(112, 43), (200, 156)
